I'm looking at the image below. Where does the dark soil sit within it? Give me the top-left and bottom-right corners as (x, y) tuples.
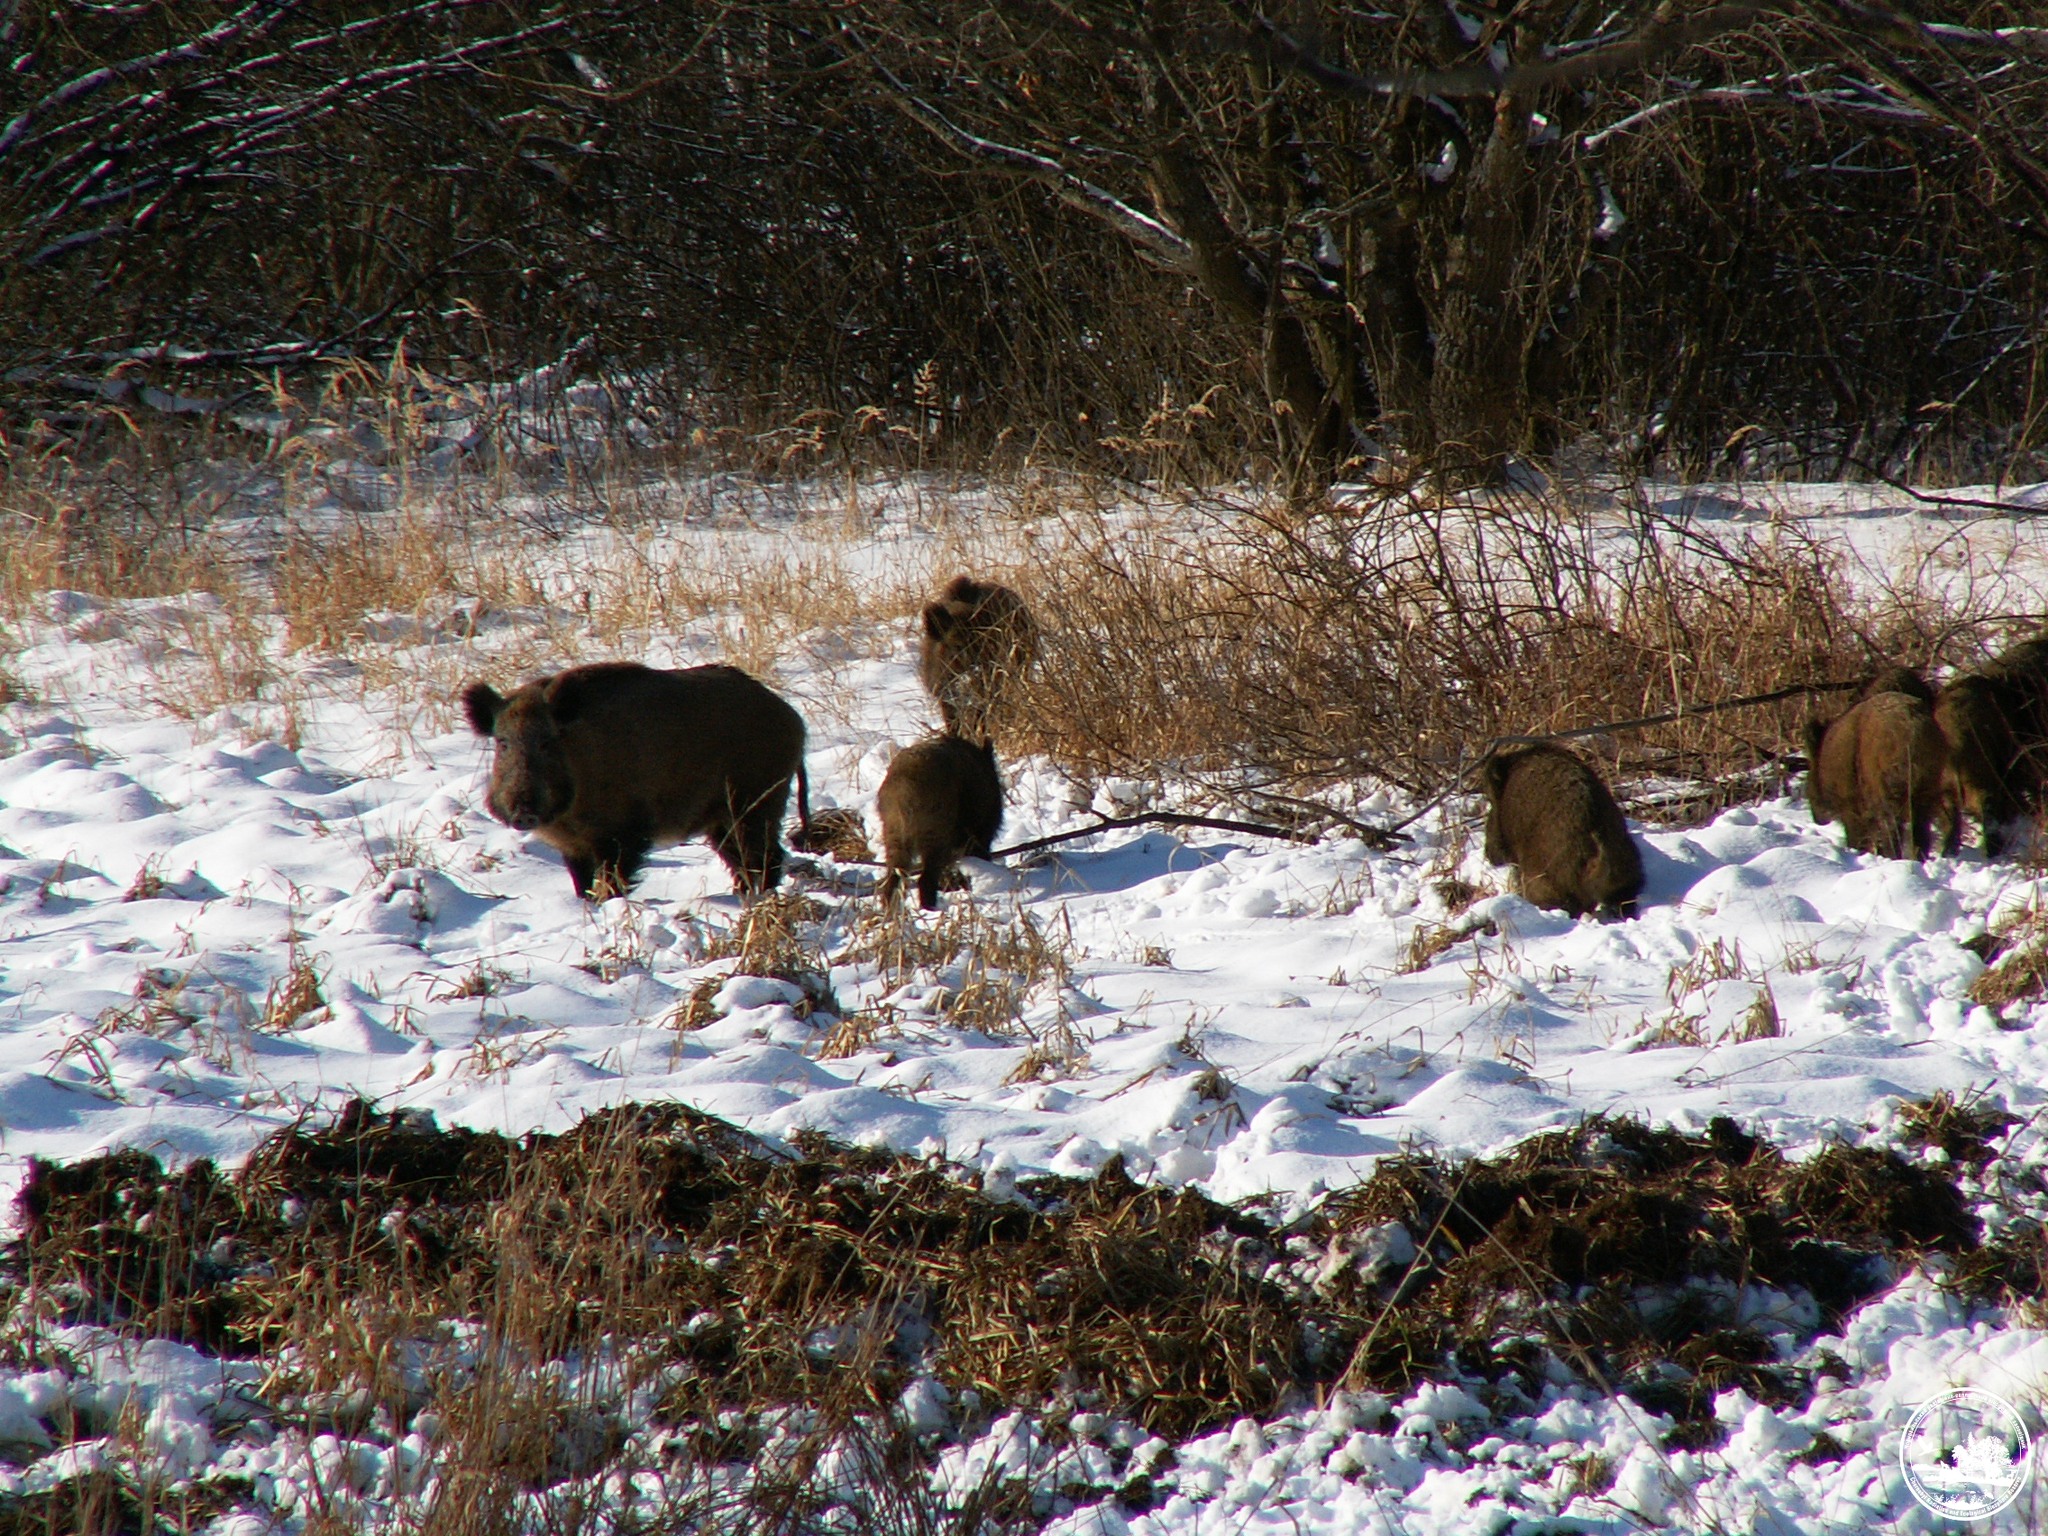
(5, 1101), (2035, 1455)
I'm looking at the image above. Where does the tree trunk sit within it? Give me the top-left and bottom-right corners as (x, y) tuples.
(1427, 90), (1535, 480)
(1148, 141), (1349, 488)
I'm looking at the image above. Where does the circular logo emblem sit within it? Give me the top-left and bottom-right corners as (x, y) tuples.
(1900, 1387), (2034, 1520)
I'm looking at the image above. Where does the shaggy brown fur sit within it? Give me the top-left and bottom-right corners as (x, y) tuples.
(1935, 631), (2048, 857)
(1804, 684), (1947, 860)
(1480, 743), (1643, 918)
(1861, 665), (1935, 705)
(462, 662), (809, 899)
(877, 735), (1003, 910)
(918, 576), (1039, 743)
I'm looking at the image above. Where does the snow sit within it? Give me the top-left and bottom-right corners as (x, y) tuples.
(1, 475), (2047, 1529)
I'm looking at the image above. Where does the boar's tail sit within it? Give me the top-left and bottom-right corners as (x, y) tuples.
(793, 759), (812, 844)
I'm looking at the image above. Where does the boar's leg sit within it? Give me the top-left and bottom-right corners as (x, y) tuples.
(572, 832), (650, 901)
(714, 784), (791, 897)
(916, 860), (944, 911)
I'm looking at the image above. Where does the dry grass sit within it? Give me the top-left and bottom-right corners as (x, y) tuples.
(3, 1099), (2034, 1532)
(840, 899), (1078, 1048)
(0, 422), (2012, 823)
(663, 894), (841, 1032)
(272, 514), (542, 654)
(1969, 904), (2048, 1012)
(261, 938), (327, 1032)
(1010, 480), (1989, 805)
(1733, 984), (1783, 1043)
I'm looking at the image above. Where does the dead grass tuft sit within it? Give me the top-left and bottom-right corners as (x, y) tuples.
(790, 807), (873, 863)
(273, 514), (540, 653)
(1895, 1090), (2019, 1168)
(121, 855), (168, 903)
(1969, 905), (2048, 1012)
(840, 900), (1076, 1043)
(1401, 922), (1466, 974)
(1733, 984), (1783, 1043)
(664, 894), (841, 1031)
(261, 944), (326, 1032)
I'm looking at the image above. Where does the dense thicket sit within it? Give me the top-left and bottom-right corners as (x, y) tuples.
(2, 2), (2044, 482)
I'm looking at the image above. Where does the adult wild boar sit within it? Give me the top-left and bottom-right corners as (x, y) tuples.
(876, 734), (1003, 910)
(918, 576), (1038, 742)
(1936, 631), (2048, 857)
(1805, 671), (1946, 860)
(462, 662), (809, 899)
(1480, 743), (1643, 918)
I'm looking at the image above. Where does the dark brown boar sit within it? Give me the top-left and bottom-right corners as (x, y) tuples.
(918, 576), (1038, 743)
(1804, 686), (1947, 859)
(1861, 665), (1935, 705)
(461, 662), (809, 899)
(1480, 743), (1644, 917)
(1935, 631), (2048, 857)
(876, 735), (1003, 910)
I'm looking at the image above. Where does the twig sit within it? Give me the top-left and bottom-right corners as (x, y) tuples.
(1486, 677), (1861, 749)
(806, 678), (1865, 875)
(993, 811), (1316, 861)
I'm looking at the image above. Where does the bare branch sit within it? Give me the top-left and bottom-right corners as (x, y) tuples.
(1580, 81), (1936, 151)
(854, 45), (1194, 270)
(1248, 4), (1764, 102)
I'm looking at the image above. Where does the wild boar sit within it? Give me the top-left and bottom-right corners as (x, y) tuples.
(462, 662), (809, 899)
(918, 576), (1038, 743)
(876, 735), (1003, 910)
(1480, 742), (1644, 917)
(1936, 631), (2048, 857)
(1805, 680), (1947, 860)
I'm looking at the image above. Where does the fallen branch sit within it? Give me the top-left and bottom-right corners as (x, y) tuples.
(993, 811), (1317, 861)
(1486, 678), (1863, 750)
(806, 678), (1866, 875)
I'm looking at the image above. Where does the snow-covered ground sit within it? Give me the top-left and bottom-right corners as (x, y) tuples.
(3, 474), (2048, 1531)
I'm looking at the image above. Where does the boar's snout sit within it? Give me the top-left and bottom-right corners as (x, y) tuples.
(491, 790), (544, 832)
(479, 705), (573, 834)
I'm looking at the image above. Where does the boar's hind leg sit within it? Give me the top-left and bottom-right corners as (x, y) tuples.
(916, 861), (944, 911)
(715, 787), (791, 897)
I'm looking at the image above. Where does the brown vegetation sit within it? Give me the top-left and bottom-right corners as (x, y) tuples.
(2, 1101), (2035, 1531)
(463, 663), (810, 900)
(1011, 487), (1978, 811)
(4, 8), (2045, 488)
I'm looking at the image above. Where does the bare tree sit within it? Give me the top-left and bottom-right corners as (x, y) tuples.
(810, 1), (2048, 485)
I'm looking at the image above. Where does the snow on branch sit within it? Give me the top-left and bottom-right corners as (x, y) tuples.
(1580, 81), (1935, 151)
(0, 0), (296, 164)
(1249, 4), (1764, 101)
(861, 53), (1194, 271)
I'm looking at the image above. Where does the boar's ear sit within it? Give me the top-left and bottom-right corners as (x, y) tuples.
(1803, 717), (1827, 760)
(542, 670), (593, 725)
(1477, 749), (1511, 798)
(922, 602), (957, 642)
(461, 682), (504, 736)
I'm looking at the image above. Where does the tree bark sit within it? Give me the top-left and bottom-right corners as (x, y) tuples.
(1426, 89), (1534, 479)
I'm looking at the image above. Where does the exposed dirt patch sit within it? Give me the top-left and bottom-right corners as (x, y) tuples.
(6, 1103), (2034, 1465)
